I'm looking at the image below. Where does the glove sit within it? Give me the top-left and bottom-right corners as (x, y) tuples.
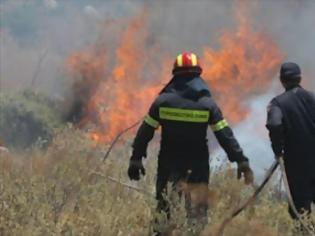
(128, 159), (145, 181)
(237, 160), (254, 185)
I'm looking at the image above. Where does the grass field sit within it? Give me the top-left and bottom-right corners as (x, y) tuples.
(0, 128), (313, 236)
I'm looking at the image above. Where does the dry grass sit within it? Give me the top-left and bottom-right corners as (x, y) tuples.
(0, 128), (313, 236)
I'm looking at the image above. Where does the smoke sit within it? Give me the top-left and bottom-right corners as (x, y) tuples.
(0, 0), (141, 94)
(44, 0), (58, 9)
(253, 0), (315, 89)
(83, 5), (101, 19)
(1, 1), (315, 177)
(1, 1), (315, 93)
(233, 87), (279, 180)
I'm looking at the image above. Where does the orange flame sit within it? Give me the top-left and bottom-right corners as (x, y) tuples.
(90, 132), (101, 143)
(202, 19), (283, 123)
(66, 9), (283, 143)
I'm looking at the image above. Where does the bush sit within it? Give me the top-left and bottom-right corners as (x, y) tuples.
(0, 90), (63, 149)
(1, 127), (312, 235)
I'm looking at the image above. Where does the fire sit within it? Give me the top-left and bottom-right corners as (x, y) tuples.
(66, 12), (170, 143)
(202, 18), (283, 123)
(66, 9), (283, 143)
(90, 132), (101, 143)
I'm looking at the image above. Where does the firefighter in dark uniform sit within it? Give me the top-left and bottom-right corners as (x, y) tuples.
(127, 52), (254, 231)
(266, 62), (315, 224)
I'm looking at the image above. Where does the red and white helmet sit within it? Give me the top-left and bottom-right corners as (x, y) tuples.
(172, 52), (202, 75)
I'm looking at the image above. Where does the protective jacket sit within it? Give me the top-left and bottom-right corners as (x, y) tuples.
(266, 85), (315, 176)
(132, 75), (247, 183)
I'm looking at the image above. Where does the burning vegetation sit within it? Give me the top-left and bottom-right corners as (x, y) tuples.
(66, 10), (283, 143)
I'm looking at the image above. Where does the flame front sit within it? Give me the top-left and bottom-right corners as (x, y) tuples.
(66, 10), (283, 143)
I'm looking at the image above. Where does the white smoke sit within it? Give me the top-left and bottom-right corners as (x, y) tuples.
(44, 0), (58, 9)
(234, 86), (280, 181)
(83, 5), (101, 19)
(1, 1), (314, 93)
(209, 88), (281, 182)
(0, 0), (143, 94)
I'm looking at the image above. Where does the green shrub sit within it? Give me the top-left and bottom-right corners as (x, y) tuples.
(0, 90), (63, 149)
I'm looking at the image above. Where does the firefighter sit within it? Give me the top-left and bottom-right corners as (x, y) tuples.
(127, 52), (254, 232)
(266, 62), (315, 229)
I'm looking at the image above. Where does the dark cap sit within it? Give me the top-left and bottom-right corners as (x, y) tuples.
(280, 62), (301, 81)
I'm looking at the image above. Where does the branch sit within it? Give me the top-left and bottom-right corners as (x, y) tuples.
(30, 49), (49, 89)
(90, 171), (153, 196)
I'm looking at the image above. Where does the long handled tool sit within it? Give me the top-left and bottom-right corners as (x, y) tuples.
(103, 119), (142, 161)
(216, 160), (279, 236)
(217, 157), (315, 236)
(90, 171), (153, 196)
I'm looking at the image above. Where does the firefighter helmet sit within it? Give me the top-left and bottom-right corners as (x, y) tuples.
(172, 52), (202, 75)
